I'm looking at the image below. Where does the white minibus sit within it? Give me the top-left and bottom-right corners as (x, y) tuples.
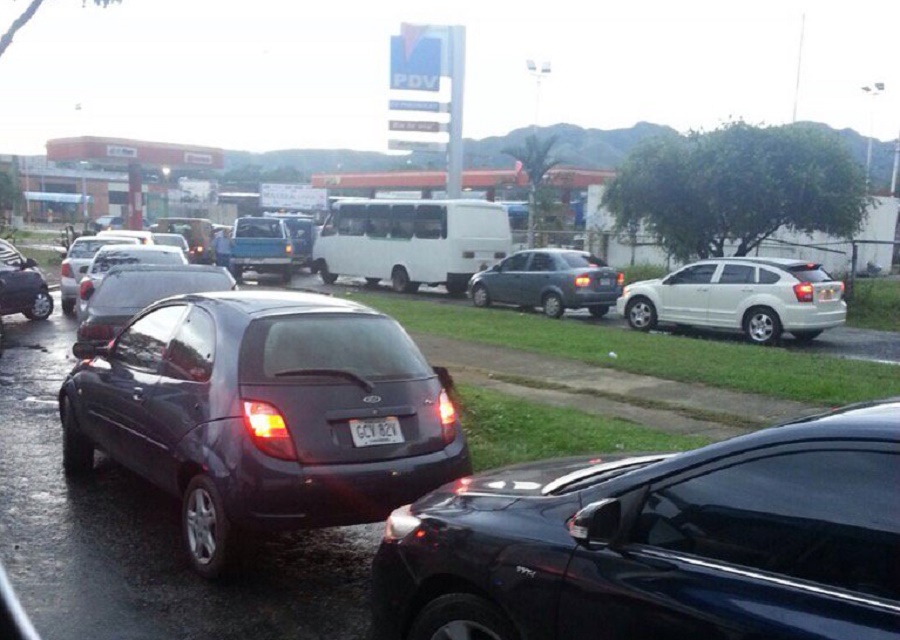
(313, 200), (512, 295)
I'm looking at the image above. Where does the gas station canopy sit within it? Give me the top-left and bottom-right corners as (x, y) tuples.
(46, 136), (225, 170)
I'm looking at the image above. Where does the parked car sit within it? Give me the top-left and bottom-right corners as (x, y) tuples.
(76, 265), (236, 345)
(372, 398), (900, 640)
(89, 214), (124, 232)
(229, 216), (293, 283)
(151, 217), (215, 264)
(467, 249), (624, 318)
(60, 236), (141, 316)
(151, 232), (191, 259)
(60, 291), (472, 579)
(0, 238), (53, 322)
(77, 244), (189, 318)
(263, 212), (317, 272)
(616, 257), (846, 345)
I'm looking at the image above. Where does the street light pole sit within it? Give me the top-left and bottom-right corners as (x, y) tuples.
(79, 161), (89, 225)
(862, 82), (885, 192)
(526, 59), (551, 248)
(161, 166), (171, 217)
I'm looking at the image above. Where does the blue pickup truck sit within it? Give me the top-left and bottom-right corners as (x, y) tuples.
(229, 217), (293, 284)
(263, 213), (317, 273)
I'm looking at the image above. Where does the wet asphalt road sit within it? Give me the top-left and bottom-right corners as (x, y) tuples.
(0, 303), (382, 640)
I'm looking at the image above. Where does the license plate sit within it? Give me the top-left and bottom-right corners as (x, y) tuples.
(599, 278), (612, 287)
(820, 289), (834, 301)
(349, 417), (403, 447)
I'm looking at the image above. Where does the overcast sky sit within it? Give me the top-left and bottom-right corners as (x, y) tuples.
(1, 0), (898, 157)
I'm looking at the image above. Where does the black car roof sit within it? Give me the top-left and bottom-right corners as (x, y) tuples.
(185, 290), (381, 318)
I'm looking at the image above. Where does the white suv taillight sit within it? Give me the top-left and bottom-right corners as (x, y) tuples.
(793, 282), (814, 303)
(242, 400), (297, 460)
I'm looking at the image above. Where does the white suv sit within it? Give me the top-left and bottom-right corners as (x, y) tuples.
(616, 257), (846, 345)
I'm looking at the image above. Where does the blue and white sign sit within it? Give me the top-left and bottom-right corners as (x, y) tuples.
(390, 35), (442, 92)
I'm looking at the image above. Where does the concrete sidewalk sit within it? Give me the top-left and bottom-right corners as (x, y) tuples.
(412, 333), (827, 443)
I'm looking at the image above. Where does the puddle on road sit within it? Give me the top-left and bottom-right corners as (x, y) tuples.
(25, 397), (58, 406)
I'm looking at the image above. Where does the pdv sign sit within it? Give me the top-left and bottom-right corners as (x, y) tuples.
(390, 34), (441, 92)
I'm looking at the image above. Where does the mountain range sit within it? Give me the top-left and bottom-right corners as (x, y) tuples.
(224, 122), (898, 192)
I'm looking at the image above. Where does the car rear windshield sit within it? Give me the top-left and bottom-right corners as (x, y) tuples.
(91, 250), (184, 273)
(236, 218), (283, 238)
(239, 314), (434, 383)
(90, 271), (233, 309)
(69, 238), (136, 258)
(785, 264), (835, 283)
(560, 252), (608, 268)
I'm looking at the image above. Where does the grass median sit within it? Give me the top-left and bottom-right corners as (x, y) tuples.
(345, 291), (900, 407)
(456, 384), (709, 471)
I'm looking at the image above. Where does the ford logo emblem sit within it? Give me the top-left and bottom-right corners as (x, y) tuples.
(363, 395), (382, 404)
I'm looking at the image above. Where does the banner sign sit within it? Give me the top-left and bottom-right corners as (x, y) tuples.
(260, 183), (328, 211)
(388, 140), (447, 153)
(388, 100), (447, 113)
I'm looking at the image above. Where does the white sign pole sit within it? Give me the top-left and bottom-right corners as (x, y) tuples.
(447, 26), (466, 200)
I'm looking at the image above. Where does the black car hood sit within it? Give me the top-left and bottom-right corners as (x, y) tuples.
(443, 453), (673, 499)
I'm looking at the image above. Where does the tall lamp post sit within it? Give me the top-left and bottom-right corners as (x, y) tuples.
(161, 166), (171, 217)
(862, 82), (885, 191)
(79, 161), (89, 225)
(526, 59), (551, 248)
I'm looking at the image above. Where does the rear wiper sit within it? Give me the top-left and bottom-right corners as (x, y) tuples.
(273, 368), (375, 392)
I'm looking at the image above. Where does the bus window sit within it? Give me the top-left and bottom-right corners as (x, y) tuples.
(338, 204), (366, 236)
(415, 204), (446, 239)
(390, 205), (415, 240)
(367, 204), (391, 238)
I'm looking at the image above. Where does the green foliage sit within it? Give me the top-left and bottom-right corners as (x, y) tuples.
(456, 384), (708, 471)
(502, 134), (563, 187)
(846, 279), (900, 331)
(0, 171), (20, 211)
(603, 122), (869, 261)
(622, 262), (668, 284)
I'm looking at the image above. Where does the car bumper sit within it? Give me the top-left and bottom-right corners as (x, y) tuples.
(370, 541), (419, 640)
(221, 435), (472, 530)
(567, 289), (621, 308)
(60, 278), (78, 301)
(780, 303), (847, 330)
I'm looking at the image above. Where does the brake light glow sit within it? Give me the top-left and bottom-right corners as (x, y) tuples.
(439, 389), (457, 444)
(793, 282), (814, 303)
(285, 244), (293, 254)
(79, 279), (94, 300)
(839, 281), (845, 294)
(194, 246), (203, 253)
(242, 400), (297, 460)
(61, 263), (73, 278)
(616, 272), (625, 287)
(574, 274), (591, 287)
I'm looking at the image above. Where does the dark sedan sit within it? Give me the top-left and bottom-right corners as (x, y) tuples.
(0, 238), (53, 322)
(76, 264), (236, 345)
(467, 249), (623, 318)
(60, 291), (471, 579)
(372, 400), (900, 640)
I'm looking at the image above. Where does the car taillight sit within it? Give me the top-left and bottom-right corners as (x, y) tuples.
(574, 274), (591, 287)
(61, 263), (73, 278)
(793, 282), (814, 303)
(79, 280), (94, 300)
(194, 246), (203, 253)
(77, 323), (114, 342)
(616, 272), (625, 287)
(242, 400), (297, 461)
(286, 244), (293, 254)
(439, 389), (457, 444)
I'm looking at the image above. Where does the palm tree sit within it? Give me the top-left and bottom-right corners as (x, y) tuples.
(503, 135), (562, 247)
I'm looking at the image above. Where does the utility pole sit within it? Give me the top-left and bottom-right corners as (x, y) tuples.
(891, 132), (900, 197)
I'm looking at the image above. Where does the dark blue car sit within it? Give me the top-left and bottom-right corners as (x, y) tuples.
(372, 399), (900, 640)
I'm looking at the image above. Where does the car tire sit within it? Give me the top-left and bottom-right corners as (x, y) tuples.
(625, 297), (657, 331)
(62, 397), (94, 476)
(791, 330), (823, 343)
(391, 267), (419, 293)
(24, 290), (53, 321)
(62, 298), (76, 317)
(472, 284), (491, 308)
(588, 305), (609, 318)
(408, 594), (520, 640)
(542, 292), (565, 319)
(743, 306), (782, 346)
(182, 475), (238, 580)
(320, 262), (338, 285)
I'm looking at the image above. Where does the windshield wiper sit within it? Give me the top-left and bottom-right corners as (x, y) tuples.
(273, 368), (375, 392)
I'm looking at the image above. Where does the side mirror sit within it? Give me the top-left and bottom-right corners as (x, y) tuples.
(569, 499), (621, 546)
(72, 342), (109, 360)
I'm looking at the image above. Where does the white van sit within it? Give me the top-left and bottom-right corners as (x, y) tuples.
(313, 200), (512, 295)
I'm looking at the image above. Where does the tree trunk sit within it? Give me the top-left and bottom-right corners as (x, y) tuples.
(0, 0), (46, 60)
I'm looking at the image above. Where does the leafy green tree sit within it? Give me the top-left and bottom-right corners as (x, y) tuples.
(1, 0), (120, 60)
(603, 121), (869, 261)
(0, 171), (20, 213)
(503, 135), (563, 246)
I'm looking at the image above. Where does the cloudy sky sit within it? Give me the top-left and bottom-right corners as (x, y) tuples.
(0, 0), (898, 156)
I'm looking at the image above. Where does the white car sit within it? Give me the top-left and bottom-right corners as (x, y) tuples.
(616, 257), (846, 345)
(60, 236), (140, 316)
(96, 229), (156, 245)
(77, 244), (188, 319)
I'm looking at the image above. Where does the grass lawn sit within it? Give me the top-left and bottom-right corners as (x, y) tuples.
(847, 278), (900, 332)
(456, 384), (709, 471)
(345, 291), (900, 407)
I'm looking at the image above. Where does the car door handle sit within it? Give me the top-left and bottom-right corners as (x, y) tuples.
(132, 387), (145, 403)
